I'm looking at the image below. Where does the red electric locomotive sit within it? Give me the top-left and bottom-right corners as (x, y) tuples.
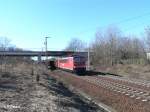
(56, 55), (86, 73)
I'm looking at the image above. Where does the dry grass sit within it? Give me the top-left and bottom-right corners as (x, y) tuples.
(0, 62), (101, 112)
(95, 64), (150, 81)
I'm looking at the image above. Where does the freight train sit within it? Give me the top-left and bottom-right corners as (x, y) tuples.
(48, 55), (86, 74)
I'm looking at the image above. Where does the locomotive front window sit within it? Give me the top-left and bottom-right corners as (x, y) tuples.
(74, 57), (80, 62)
(74, 57), (85, 62)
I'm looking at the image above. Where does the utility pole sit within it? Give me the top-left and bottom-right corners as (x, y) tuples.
(87, 40), (90, 71)
(88, 47), (90, 71)
(45, 37), (51, 60)
(4, 38), (7, 73)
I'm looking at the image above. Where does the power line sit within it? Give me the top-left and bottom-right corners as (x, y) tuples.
(115, 12), (150, 25)
(75, 12), (150, 36)
(123, 21), (148, 33)
(119, 13), (150, 33)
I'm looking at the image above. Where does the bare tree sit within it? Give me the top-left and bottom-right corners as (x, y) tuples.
(91, 26), (146, 66)
(0, 37), (11, 51)
(65, 38), (86, 51)
(91, 27), (122, 66)
(0, 37), (31, 67)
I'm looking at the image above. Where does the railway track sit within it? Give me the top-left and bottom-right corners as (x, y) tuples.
(103, 75), (150, 89)
(80, 75), (150, 103)
(53, 70), (150, 103)
(51, 70), (150, 112)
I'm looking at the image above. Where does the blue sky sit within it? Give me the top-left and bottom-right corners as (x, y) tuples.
(0, 0), (150, 51)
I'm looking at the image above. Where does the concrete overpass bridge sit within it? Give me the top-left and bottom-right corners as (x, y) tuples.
(0, 51), (88, 61)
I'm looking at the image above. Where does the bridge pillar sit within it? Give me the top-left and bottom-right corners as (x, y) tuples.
(38, 54), (41, 62)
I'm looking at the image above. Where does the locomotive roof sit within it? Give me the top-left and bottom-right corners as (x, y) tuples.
(57, 55), (85, 59)
(62, 55), (85, 58)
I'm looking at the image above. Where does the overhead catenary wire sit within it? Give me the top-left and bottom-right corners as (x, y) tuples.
(75, 11), (150, 36)
(114, 12), (150, 25)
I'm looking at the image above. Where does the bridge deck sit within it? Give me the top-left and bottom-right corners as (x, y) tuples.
(0, 51), (88, 57)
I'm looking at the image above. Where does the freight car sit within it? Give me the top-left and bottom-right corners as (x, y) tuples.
(48, 58), (56, 70)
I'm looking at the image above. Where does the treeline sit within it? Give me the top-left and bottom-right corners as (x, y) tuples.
(0, 37), (22, 51)
(65, 26), (150, 66)
(0, 37), (31, 64)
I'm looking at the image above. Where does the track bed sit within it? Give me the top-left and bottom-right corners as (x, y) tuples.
(50, 70), (150, 112)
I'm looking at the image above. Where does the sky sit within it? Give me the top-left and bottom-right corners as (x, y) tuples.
(0, 0), (150, 51)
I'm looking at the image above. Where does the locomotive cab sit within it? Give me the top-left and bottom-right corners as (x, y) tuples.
(73, 55), (86, 74)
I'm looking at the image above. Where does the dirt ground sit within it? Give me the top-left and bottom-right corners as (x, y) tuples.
(0, 63), (103, 112)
